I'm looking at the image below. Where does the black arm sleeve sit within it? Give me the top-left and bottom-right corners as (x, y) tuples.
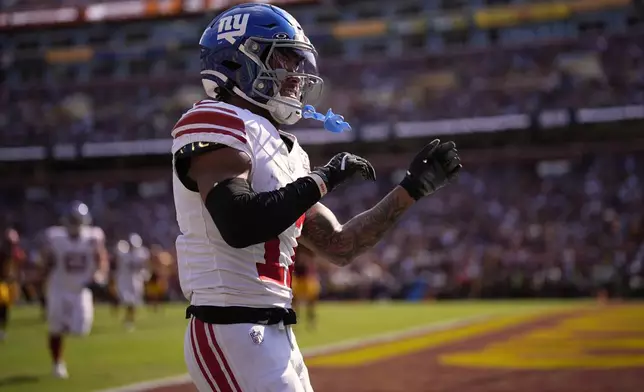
(206, 177), (322, 249)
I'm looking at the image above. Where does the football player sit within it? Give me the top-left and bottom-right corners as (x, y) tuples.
(173, 4), (461, 392)
(291, 244), (320, 331)
(40, 201), (108, 379)
(114, 233), (150, 331)
(145, 244), (172, 312)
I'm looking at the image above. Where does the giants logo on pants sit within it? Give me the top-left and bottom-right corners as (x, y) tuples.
(249, 326), (264, 345)
(184, 317), (314, 391)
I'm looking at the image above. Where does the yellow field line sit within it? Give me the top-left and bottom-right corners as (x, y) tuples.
(307, 308), (574, 367)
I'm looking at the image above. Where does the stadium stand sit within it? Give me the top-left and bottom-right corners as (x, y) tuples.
(1, 152), (643, 300)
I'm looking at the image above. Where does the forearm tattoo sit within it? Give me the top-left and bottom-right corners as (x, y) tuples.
(301, 188), (412, 266)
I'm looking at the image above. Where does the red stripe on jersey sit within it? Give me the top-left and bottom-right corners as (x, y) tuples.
(175, 109), (245, 134)
(258, 214), (306, 288)
(194, 99), (216, 106)
(259, 239), (283, 285)
(174, 128), (247, 144)
(194, 100), (238, 115)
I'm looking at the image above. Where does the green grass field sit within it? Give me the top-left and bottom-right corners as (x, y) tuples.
(0, 300), (588, 392)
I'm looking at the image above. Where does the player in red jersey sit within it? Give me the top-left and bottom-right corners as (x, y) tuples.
(291, 244), (320, 331)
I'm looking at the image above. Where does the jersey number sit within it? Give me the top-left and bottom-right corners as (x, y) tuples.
(257, 215), (305, 288)
(64, 252), (88, 273)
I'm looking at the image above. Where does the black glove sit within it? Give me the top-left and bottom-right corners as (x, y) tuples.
(399, 139), (461, 200)
(312, 152), (376, 193)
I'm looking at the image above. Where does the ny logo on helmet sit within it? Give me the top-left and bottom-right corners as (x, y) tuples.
(217, 13), (250, 44)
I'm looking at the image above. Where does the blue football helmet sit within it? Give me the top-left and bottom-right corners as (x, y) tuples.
(199, 3), (323, 125)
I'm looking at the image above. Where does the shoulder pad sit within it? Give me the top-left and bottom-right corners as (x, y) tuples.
(45, 226), (66, 240)
(170, 100), (255, 159)
(172, 101), (247, 143)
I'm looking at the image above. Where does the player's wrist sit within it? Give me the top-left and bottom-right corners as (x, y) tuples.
(309, 167), (334, 197)
(307, 172), (328, 197)
(399, 176), (426, 201)
(393, 184), (418, 205)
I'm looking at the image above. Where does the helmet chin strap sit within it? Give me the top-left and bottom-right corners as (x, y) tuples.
(267, 94), (302, 125)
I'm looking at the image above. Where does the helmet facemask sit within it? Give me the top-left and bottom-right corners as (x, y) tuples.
(240, 37), (323, 125)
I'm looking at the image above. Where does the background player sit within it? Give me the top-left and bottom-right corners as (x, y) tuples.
(0, 227), (26, 341)
(114, 233), (150, 331)
(107, 248), (121, 317)
(174, 4), (460, 392)
(145, 244), (173, 312)
(291, 244), (320, 331)
(40, 201), (108, 379)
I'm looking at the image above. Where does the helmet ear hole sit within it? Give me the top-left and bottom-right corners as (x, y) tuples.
(222, 60), (241, 71)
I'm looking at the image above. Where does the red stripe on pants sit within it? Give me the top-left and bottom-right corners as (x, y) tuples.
(206, 323), (242, 391)
(192, 318), (239, 391)
(190, 318), (220, 391)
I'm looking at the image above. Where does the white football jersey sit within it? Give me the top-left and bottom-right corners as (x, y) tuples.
(115, 244), (150, 290)
(172, 99), (311, 308)
(44, 225), (104, 292)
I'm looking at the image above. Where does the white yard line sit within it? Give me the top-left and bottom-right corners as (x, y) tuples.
(96, 374), (195, 392)
(95, 315), (490, 392)
(301, 314), (489, 357)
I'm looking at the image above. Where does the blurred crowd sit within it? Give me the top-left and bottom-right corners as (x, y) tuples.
(323, 33), (644, 123)
(0, 0), (102, 10)
(2, 152), (643, 301)
(2, 32), (644, 147)
(320, 153), (644, 300)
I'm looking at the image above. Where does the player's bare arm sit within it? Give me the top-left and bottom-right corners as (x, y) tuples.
(300, 139), (462, 266)
(300, 188), (413, 266)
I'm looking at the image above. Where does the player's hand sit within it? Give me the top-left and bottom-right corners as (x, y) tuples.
(312, 152), (376, 193)
(399, 139), (461, 200)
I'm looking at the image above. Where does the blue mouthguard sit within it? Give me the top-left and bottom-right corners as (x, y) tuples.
(302, 105), (352, 133)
